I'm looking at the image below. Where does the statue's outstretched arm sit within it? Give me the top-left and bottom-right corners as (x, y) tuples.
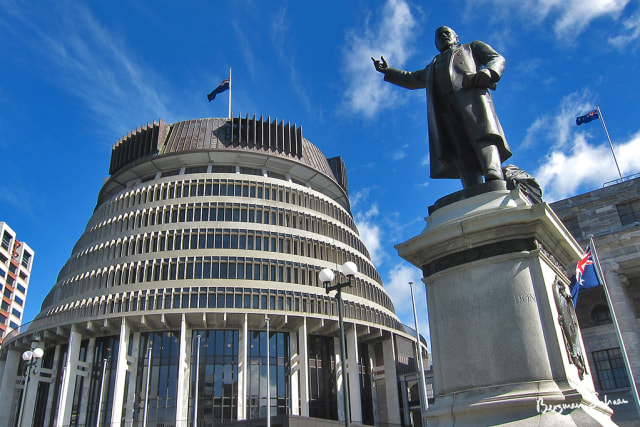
(371, 56), (388, 73)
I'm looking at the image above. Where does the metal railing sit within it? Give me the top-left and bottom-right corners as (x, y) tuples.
(603, 172), (640, 187)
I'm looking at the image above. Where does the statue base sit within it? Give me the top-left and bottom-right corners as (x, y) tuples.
(396, 187), (614, 426)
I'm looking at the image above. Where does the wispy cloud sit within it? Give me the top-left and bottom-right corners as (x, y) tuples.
(469, 0), (632, 42)
(354, 202), (385, 267)
(526, 93), (640, 200)
(0, 185), (37, 223)
(341, 0), (419, 118)
(522, 91), (592, 150)
(0, 2), (172, 137)
(383, 263), (430, 347)
(392, 144), (410, 161)
(609, 11), (640, 49)
(269, 5), (316, 120)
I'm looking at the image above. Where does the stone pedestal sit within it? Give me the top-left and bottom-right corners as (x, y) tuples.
(396, 185), (614, 426)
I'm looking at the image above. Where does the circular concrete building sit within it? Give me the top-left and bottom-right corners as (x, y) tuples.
(0, 115), (428, 426)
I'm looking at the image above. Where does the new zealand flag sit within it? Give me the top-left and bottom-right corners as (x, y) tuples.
(576, 110), (599, 126)
(207, 78), (230, 102)
(569, 245), (601, 307)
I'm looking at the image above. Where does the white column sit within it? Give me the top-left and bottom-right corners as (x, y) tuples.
(57, 327), (83, 427)
(289, 328), (300, 416)
(238, 313), (248, 420)
(346, 325), (362, 424)
(0, 349), (21, 426)
(176, 314), (191, 426)
(110, 320), (130, 425)
(298, 319), (309, 417)
(382, 334), (401, 425)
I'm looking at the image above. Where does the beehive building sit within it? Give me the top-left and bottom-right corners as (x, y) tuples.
(0, 116), (428, 426)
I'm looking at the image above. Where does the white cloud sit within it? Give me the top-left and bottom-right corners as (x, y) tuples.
(392, 144), (409, 161)
(609, 12), (640, 49)
(341, 0), (419, 117)
(1, 3), (172, 136)
(383, 263), (430, 348)
(522, 91), (592, 150)
(526, 93), (640, 201)
(354, 203), (385, 267)
(268, 6), (315, 119)
(470, 0), (631, 41)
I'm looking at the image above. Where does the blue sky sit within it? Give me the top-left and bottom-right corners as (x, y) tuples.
(2, 0), (640, 351)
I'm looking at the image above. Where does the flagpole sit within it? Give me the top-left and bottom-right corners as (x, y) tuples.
(588, 235), (640, 416)
(228, 67), (232, 120)
(596, 106), (622, 180)
(409, 281), (428, 427)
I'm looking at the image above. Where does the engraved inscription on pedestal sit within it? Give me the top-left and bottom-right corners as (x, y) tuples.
(513, 294), (536, 304)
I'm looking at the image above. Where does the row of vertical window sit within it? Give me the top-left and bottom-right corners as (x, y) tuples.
(77, 201), (369, 271)
(62, 227), (379, 288)
(94, 177), (356, 234)
(78, 200), (369, 263)
(43, 286), (401, 331)
(1, 231), (12, 251)
(52, 253), (393, 314)
(0, 232), (32, 270)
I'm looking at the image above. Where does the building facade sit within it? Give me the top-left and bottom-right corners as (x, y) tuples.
(551, 176), (640, 425)
(0, 116), (428, 427)
(0, 222), (34, 346)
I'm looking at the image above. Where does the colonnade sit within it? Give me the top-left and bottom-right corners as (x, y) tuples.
(0, 313), (403, 426)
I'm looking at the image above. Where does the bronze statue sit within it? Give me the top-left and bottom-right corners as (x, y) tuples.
(372, 26), (511, 189)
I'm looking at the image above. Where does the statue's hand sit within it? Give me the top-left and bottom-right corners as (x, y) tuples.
(371, 56), (388, 73)
(463, 69), (496, 89)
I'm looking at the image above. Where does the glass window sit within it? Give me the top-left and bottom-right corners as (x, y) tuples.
(132, 332), (180, 425)
(247, 331), (290, 419)
(617, 200), (640, 226)
(308, 335), (337, 419)
(592, 348), (630, 390)
(191, 330), (239, 423)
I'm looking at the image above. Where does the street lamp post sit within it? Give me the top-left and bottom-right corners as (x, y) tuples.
(17, 344), (44, 427)
(319, 261), (358, 427)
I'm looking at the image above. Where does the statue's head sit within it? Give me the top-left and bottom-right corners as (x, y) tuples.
(435, 26), (459, 52)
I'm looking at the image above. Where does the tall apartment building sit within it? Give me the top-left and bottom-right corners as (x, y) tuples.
(551, 176), (640, 425)
(0, 116), (428, 427)
(0, 222), (34, 346)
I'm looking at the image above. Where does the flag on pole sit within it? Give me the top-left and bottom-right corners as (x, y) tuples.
(569, 245), (601, 307)
(576, 109), (599, 126)
(207, 78), (230, 102)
